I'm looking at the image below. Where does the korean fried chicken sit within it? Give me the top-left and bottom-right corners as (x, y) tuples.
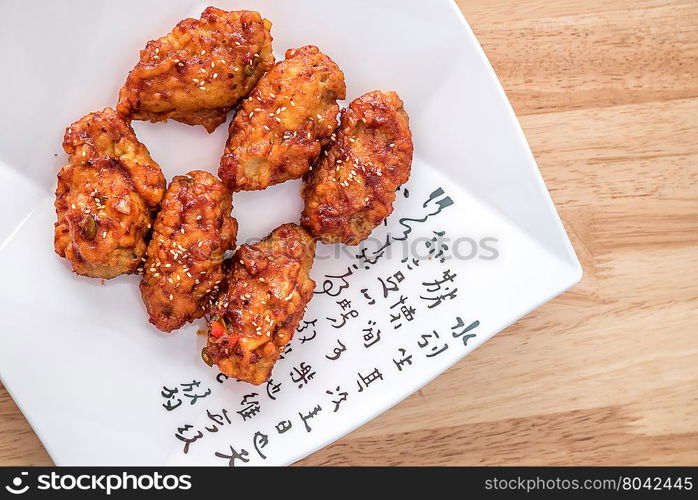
(140, 171), (237, 333)
(54, 108), (166, 278)
(117, 7), (274, 133)
(301, 90), (413, 245)
(202, 223), (316, 385)
(219, 45), (346, 191)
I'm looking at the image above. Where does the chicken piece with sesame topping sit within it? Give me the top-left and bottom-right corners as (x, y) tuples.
(140, 171), (237, 333)
(117, 7), (274, 133)
(202, 223), (316, 385)
(301, 90), (413, 245)
(219, 45), (346, 191)
(54, 108), (166, 278)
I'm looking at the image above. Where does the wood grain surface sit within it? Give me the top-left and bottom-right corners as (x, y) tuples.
(1, 0), (697, 466)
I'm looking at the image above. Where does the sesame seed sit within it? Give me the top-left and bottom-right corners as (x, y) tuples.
(211, 62), (215, 68)
(389, 143), (395, 148)
(263, 125), (270, 131)
(102, 232), (107, 238)
(178, 62), (184, 67)
(249, 111), (254, 118)
(269, 93), (276, 98)
(81, 151), (86, 157)
(213, 73), (218, 78)
(201, 50), (206, 55)
(71, 204), (76, 209)
(169, 294), (174, 301)
(196, 215), (202, 221)
(316, 114), (323, 120)
(155, 48), (159, 54)
(193, 78), (199, 83)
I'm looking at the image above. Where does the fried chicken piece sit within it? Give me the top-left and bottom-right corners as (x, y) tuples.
(139, 171), (237, 332)
(202, 223), (316, 385)
(301, 91), (413, 245)
(54, 108), (166, 278)
(219, 45), (346, 191)
(117, 7), (274, 133)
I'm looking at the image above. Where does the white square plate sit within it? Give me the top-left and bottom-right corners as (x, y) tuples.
(0, 0), (581, 465)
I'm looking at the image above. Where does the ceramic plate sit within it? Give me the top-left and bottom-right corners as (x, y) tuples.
(0, 0), (581, 465)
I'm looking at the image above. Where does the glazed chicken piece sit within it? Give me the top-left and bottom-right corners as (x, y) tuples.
(117, 7), (274, 133)
(301, 90), (413, 245)
(219, 45), (346, 191)
(54, 108), (166, 278)
(202, 223), (316, 385)
(140, 171), (237, 332)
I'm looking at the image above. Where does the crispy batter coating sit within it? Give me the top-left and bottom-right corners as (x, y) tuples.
(301, 91), (413, 245)
(219, 45), (346, 191)
(140, 171), (237, 332)
(117, 7), (274, 133)
(54, 108), (166, 278)
(203, 223), (316, 385)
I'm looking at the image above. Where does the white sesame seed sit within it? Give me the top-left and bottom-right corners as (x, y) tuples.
(201, 50), (206, 55)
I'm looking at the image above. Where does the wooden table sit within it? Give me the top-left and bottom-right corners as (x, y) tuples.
(2, 0), (696, 466)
